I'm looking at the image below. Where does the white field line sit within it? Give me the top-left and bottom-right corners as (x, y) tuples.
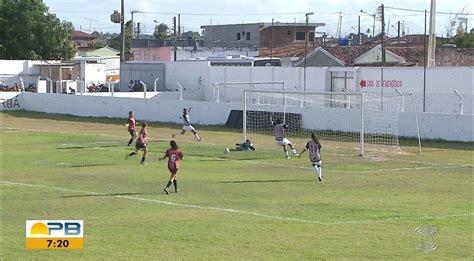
(1, 180), (472, 226)
(2, 126), (472, 172)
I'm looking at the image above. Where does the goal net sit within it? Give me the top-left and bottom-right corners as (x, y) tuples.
(243, 90), (403, 156)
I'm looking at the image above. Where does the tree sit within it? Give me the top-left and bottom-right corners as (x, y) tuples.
(154, 23), (170, 40)
(181, 31), (203, 40)
(0, 0), (76, 60)
(110, 20), (133, 53)
(453, 28), (474, 48)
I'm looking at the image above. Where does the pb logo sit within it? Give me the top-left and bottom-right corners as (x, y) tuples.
(26, 220), (83, 250)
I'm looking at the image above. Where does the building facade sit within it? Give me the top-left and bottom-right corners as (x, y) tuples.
(201, 23), (325, 48)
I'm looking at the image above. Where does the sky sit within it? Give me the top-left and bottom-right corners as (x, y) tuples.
(43, 0), (473, 37)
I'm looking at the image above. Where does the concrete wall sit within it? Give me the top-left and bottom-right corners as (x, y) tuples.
(357, 67), (473, 114)
(158, 63), (472, 114)
(177, 47), (258, 60)
(202, 24), (260, 47)
(6, 92), (472, 142)
(0, 60), (40, 87)
(120, 62), (165, 92)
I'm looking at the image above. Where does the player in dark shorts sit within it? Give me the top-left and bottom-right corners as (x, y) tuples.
(299, 132), (323, 181)
(125, 122), (148, 164)
(159, 140), (184, 194)
(126, 111), (137, 146)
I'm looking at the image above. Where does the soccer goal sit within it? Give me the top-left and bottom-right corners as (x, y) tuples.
(243, 90), (405, 156)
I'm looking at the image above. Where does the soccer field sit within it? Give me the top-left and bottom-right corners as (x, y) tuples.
(1, 111), (472, 259)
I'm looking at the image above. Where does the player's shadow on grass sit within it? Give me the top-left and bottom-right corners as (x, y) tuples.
(186, 153), (259, 161)
(221, 179), (312, 184)
(57, 145), (122, 150)
(63, 163), (115, 168)
(62, 192), (154, 198)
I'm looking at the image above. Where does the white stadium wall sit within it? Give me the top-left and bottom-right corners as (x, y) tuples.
(0, 92), (470, 142)
(1, 64), (473, 142)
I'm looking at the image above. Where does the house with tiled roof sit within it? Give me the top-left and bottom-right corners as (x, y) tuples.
(260, 43), (473, 67)
(259, 45), (372, 67)
(72, 30), (96, 50)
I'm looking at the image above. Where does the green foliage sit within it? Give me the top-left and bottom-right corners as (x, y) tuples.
(0, 0), (76, 60)
(181, 30), (203, 40)
(110, 20), (132, 53)
(154, 23), (170, 40)
(453, 28), (474, 48)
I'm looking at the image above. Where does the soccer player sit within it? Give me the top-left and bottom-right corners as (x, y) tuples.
(172, 108), (201, 141)
(126, 111), (137, 146)
(159, 140), (184, 194)
(271, 118), (298, 159)
(299, 132), (323, 181)
(235, 139), (256, 151)
(125, 122), (148, 164)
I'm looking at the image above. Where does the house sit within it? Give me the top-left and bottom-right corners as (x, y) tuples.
(74, 46), (120, 81)
(260, 43), (474, 67)
(354, 45), (474, 66)
(72, 30), (96, 50)
(259, 45), (371, 67)
(201, 22), (325, 48)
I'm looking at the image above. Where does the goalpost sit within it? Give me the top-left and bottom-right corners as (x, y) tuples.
(243, 90), (405, 156)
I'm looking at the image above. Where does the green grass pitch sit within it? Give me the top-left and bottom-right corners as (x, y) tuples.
(1, 111), (472, 259)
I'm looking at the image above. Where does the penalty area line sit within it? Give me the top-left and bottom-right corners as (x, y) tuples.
(1, 180), (472, 226)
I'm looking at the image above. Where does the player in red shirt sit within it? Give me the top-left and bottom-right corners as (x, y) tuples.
(126, 111), (137, 146)
(125, 122), (148, 164)
(159, 140), (184, 194)
(299, 132), (323, 181)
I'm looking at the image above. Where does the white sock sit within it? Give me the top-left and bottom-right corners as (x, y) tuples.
(314, 165), (322, 178)
(285, 150), (289, 157)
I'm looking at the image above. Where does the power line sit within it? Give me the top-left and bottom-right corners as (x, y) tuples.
(385, 6), (473, 16)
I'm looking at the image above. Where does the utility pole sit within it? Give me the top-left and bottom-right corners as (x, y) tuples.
(303, 12), (314, 92)
(270, 18), (274, 64)
(423, 9), (427, 112)
(358, 15), (361, 45)
(84, 18), (98, 33)
(173, 16), (177, 61)
(178, 14), (181, 37)
(397, 21), (401, 44)
(380, 4), (386, 105)
(427, 0), (437, 67)
(120, 0), (125, 62)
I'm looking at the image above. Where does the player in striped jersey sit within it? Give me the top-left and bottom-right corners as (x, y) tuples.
(126, 111), (137, 146)
(125, 122), (148, 164)
(299, 132), (323, 181)
(172, 108), (202, 141)
(159, 140), (184, 194)
(271, 118), (298, 159)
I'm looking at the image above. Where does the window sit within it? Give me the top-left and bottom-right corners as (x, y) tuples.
(296, 32), (306, 40)
(287, 31), (292, 35)
(246, 32), (250, 40)
(309, 32), (315, 41)
(237, 33), (241, 40)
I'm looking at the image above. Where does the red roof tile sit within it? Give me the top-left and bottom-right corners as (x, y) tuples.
(72, 30), (96, 39)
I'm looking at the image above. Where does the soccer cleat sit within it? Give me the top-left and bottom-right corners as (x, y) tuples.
(175, 188), (180, 193)
(164, 188), (170, 195)
(140, 162), (147, 165)
(294, 153), (300, 157)
(286, 156), (291, 159)
(318, 176), (322, 182)
(125, 154), (130, 160)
